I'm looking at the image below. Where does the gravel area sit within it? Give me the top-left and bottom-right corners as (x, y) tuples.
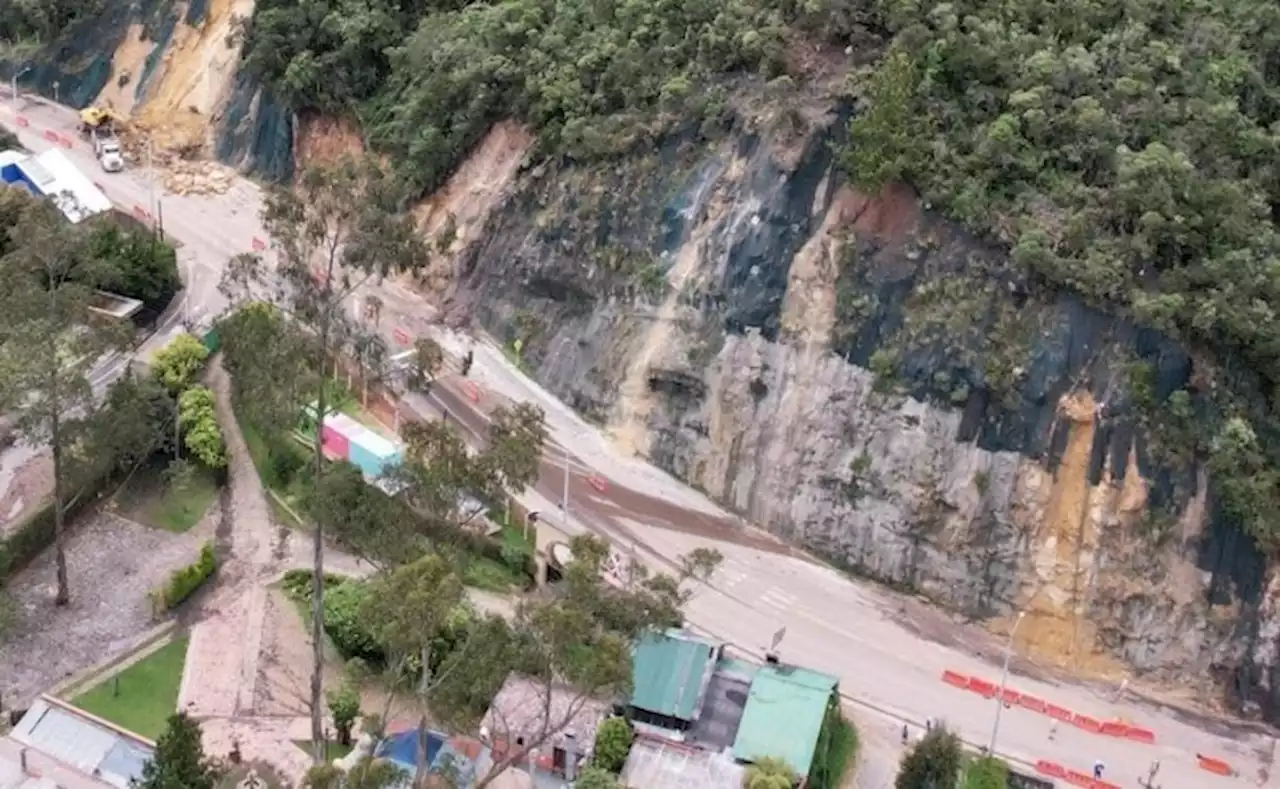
(0, 509), (211, 708)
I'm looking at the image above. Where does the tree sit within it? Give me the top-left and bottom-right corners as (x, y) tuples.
(303, 759), (406, 789)
(178, 386), (227, 469)
(745, 757), (797, 789)
(220, 154), (430, 763)
(895, 726), (962, 789)
(592, 717), (634, 773)
(575, 767), (622, 789)
(407, 337), (443, 393)
(962, 756), (1009, 789)
(0, 195), (129, 605)
(359, 553), (467, 788)
(152, 334), (210, 392)
(131, 713), (219, 789)
(327, 683), (362, 747)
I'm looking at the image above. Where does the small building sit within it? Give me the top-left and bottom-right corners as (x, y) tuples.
(375, 723), (529, 789)
(732, 663), (840, 779)
(480, 674), (611, 786)
(0, 695), (154, 789)
(628, 630), (723, 731)
(0, 149), (112, 224)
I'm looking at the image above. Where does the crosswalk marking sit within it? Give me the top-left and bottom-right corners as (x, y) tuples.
(759, 587), (798, 612)
(714, 558), (750, 590)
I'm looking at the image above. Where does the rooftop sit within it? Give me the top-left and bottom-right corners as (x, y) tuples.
(481, 675), (610, 752)
(620, 736), (744, 789)
(1, 697), (154, 789)
(631, 631), (719, 722)
(732, 664), (839, 777)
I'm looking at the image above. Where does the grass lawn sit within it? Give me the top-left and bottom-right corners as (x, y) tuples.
(71, 637), (190, 741)
(463, 555), (524, 592)
(292, 740), (354, 762)
(116, 462), (220, 533)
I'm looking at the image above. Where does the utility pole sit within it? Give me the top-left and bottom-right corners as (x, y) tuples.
(988, 611), (1025, 755)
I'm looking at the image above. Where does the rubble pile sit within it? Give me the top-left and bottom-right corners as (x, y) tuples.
(162, 159), (236, 196)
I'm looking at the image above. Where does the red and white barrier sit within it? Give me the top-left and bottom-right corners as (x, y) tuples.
(393, 327), (412, 346)
(251, 237), (266, 252)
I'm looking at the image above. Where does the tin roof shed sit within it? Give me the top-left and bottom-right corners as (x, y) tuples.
(732, 664), (839, 777)
(630, 631), (719, 722)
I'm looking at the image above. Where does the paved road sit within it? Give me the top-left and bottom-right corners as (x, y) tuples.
(2, 94), (1274, 788)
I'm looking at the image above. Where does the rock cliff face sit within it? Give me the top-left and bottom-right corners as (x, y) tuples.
(449, 108), (1280, 720)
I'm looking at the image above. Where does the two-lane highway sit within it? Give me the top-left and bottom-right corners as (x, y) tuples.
(2, 92), (1273, 788)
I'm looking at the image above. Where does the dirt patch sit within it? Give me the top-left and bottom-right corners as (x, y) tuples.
(0, 511), (211, 709)
(96, 23), (152, 117)
(0, 448), (52, 535)
(847, 181), (921, 244)
(253, 587), (341, 717)
(408, 120), (534, 296)
(295, 112), (366, 168)
(131, 0), (252, 154)
(780, 185), (861, 344)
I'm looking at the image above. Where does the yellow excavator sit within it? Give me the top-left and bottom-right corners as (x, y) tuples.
(78, 107), (126, 172)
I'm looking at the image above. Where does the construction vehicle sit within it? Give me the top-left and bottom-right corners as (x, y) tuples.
(78, 107), (125, 172)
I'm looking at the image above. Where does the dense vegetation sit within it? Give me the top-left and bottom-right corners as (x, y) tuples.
(241, 0), (866, 195)
(847, 0), (1280, 550)
(0, 0), (105, 43)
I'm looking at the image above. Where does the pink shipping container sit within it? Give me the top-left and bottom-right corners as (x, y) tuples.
(321, 422), (351, 460)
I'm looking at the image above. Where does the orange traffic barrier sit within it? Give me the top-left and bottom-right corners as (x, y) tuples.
(1066, 770), (1095, 787)
(1125, 726), (1156, 744)
(1198, 755), (1234, 777)
(393, 327), (412, 346)
(967, 677), (996, 697)
(1092, 782), (1121, 789)
(588, 475), (609, 493)
(1018, 694), (1047, 714)
(462, 381), (481, 403)
(997, 688), (1020, 706)
(1072, 713), (1102, 733)
(58, 136), (71, 148)
(1035, 761), (1067, 779)
(1046, 704), (1073, 722)
(941, 670), (968, 688)
(252, 237), (267, 252)
(1099, 721), (1128, 737)
(15, 116), (28, 127)
(42, 129), (57, 141)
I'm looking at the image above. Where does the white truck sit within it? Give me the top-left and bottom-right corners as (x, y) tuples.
(94, 136), (124, 173)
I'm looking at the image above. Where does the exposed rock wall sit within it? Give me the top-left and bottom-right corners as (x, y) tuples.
(454, 110), (1280, 720)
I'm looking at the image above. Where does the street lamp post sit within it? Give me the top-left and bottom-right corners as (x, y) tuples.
(10, 66), (32, 109)
(988, 611), (1025, 756)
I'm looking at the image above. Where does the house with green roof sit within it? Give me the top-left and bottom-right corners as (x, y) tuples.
(732, 662), (841, 779)
(628, 630), (724, 731)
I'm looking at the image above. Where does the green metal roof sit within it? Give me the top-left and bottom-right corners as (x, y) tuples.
(733, 664), (839, 776)
(630, 631), (716, 720)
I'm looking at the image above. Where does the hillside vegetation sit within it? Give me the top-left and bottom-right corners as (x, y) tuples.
(848, 0), (1280, 550)
(240, 0), (867, 195)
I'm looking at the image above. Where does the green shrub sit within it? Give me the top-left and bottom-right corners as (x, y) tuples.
(592, 717), (634, 774)
(157, 542), (218, 611)
(179, 387), (227, 469)
(963, 757), (1009, 789)
(322, 580), (385, 663)
(152, 334), (210, 393)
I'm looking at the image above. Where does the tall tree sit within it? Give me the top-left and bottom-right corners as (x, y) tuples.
(0, 196), (128, 605)
(220, 154), (430, 762)
(132, 713), (219, 789)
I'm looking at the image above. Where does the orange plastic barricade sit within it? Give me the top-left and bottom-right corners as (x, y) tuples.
(1072, 713), (1102, 733)
(1035, 761), (1067, 779)
(967, 677), (997, 698)
(1046, 704), (1073, 721)
(251, 237), (267, 252)
(462, 381), (481, 403)
(15, 116), (28, 127)
(1125, 726), (1156, 744)
(588, 475), (609, 493)
(1197, 756), (1233, 777)
(42, 129), (57, 141)
(1066, 770), (1095, 787)
(1092, 781), (1122, 789)
(998, 688), (1021, 705)
(941, 670), (968, 688)
(1099, 721), (1129, 737)
(1018, 694), (1047, 714)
